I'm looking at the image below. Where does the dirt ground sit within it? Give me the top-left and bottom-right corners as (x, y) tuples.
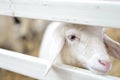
(0, 69), (36, 80)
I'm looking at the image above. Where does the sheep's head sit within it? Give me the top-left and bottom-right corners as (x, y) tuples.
(64, 25), (111, 74)
(40, 22), (120, 76)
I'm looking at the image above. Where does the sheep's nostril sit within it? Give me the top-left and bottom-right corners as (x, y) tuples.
(98, 60), (110, 69)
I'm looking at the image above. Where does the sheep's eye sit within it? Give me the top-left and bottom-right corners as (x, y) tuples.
(68, 35), (77, 41)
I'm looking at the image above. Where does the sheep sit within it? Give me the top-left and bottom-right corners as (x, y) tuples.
(17, 18), (50, 40)
(0, 16), (39, 80)
(11, 17), (120, 77)
(12, 18), (120, 76)
(39, 22), (120, 76)
(16, 17), (50, 55)
(0, 15), (23, 52)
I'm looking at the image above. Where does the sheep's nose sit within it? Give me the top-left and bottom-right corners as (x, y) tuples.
(21, 36), (27, 40)
(98, 60), (111, 69)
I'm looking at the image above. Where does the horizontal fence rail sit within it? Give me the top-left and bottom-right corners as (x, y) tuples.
(0, 49), (48, 79)
(0, 0), (120, 27)
(0, 49), (120, 80)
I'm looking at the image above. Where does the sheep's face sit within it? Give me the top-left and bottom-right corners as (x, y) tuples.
(65, 26), (111, 74)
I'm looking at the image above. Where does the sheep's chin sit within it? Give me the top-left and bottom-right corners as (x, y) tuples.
(87, 66), (109, 75)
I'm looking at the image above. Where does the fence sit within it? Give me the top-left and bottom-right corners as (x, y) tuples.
(0, 0), (120, 80)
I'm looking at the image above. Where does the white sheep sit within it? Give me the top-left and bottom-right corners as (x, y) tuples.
(0, 15), (23, 52)
(16, 18), (50, 55)
(39, 22), (120, 76)
(17, 18), (50, 40)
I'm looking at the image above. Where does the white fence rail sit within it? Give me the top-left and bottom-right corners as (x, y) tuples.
(0, 49), (120, 80)
(0, 0), (120, 80)
(0, 0), (120, 27)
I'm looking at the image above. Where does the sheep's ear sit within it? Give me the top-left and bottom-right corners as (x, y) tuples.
(104, 34), (120, 60)
(39, 23), (65, 77)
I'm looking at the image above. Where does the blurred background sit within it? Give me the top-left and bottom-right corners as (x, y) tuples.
(0, 15), (119, 80)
